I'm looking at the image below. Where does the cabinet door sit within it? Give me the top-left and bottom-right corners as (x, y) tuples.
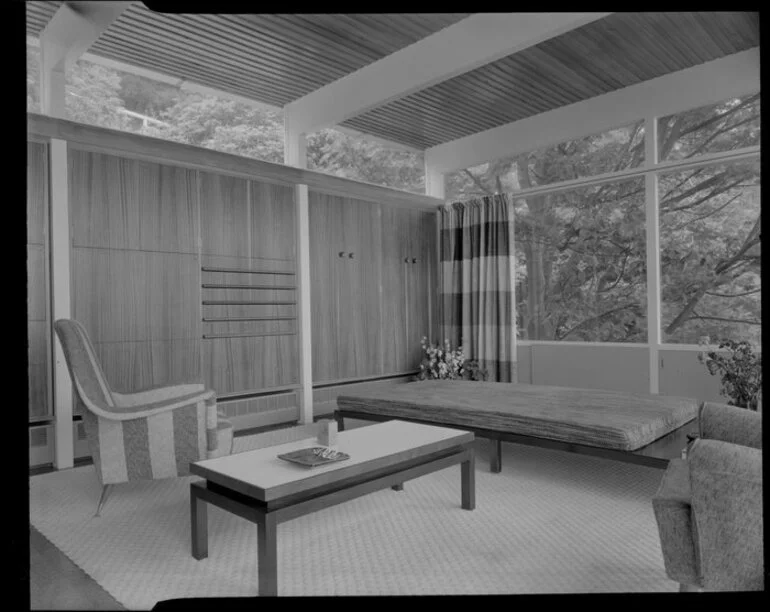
(309, 193), (343, 382)
(406, 209), (436, 368)
(337, 199), (382, 379)
(380, 206), (411, 374)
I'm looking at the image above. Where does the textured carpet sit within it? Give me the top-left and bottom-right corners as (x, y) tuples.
(29, 433), (676, 607)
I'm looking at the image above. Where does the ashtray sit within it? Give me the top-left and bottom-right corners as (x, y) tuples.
(277, 446), (350, 468)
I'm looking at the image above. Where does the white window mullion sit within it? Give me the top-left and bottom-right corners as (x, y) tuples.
(645, 116), (662, 395)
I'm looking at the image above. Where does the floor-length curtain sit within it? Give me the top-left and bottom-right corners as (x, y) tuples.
(438, 195), (517, 382)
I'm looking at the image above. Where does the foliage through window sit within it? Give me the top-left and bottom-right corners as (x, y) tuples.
(515, 178), (647, 343)
(659, 161), (760, 346)
(445, 121), (644, 202)
(658, 95), (760, 162)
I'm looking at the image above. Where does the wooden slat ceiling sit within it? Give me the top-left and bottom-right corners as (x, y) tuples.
(341, 12), (760, 148)
(26, 6), (758, 150)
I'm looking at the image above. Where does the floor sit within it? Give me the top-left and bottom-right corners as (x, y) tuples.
(28, 418), (337, 610)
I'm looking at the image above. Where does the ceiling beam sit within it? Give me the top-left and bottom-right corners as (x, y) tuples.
(39, 1), (132, 73)
(425, 48), (760, 174)
(284, 12), (611, 137)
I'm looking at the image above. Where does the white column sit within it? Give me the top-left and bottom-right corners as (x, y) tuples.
(50, 139), (74, 468)
(39, 39), (67, 118)
(645, 116), (662, 395)
(284, 114), (313, 424)
(424, 160), (446, 200)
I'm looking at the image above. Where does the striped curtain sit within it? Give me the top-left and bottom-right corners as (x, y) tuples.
(439, 195), (517, 382)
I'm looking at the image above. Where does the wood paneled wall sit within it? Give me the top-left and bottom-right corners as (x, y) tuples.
(27, 141), (50, 420)
(69, 149), (202, 393)
(28, 115), (442, 428)
(310, 191), (437, 383)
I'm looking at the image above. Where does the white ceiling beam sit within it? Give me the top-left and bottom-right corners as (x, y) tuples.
(284, 12), (611, 136)
(39, 1), (132, 73)
(425, 47), (760, 174)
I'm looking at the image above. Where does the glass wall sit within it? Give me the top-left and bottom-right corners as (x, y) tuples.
(446, 94), (761, 348)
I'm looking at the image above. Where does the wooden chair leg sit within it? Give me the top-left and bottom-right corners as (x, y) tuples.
(94, 484), (112, 518)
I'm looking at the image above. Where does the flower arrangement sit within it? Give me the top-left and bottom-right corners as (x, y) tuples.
(697, 337), (762, 410)
(416, 337), (489, 381)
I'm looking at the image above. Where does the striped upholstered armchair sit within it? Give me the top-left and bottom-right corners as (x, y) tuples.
(53, 319), (234, 516)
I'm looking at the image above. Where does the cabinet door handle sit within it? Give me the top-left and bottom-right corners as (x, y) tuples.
(348, 252), (354, 259)
(412, 258), (417, 264)
(339, 252), (346, 258)
(404, 257), (410, 263)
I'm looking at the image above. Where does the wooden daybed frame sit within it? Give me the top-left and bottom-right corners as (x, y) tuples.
(334, 381), (700, 470)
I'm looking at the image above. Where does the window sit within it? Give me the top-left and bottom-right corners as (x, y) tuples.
(445, 121), (645, 203)
(658, 94), (760, 162)
(514, 177), (647, 342)
(659, 160), (760, 346)
(307, 127), (425, 194)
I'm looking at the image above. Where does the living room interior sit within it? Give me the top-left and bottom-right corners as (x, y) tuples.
(25, 4), (762, 606)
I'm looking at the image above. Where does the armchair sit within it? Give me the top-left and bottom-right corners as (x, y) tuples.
(53, 319), (234, 516)
(652, 401), (763, 591)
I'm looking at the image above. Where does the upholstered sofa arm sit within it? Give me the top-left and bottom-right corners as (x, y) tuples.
(111, 383), (207, 407)
(688, 438), (764, 591)
(699, 402), (763, 449)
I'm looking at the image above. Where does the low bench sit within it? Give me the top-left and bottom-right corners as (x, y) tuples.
(335, 380), (700, 470)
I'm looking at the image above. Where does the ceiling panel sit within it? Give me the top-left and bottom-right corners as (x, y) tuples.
(341, 11), (759, 149)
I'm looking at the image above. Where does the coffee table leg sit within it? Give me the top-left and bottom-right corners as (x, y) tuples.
(335, 412), (345, 431)
(257, 514), (278, 597)
(191, 484), (208, 560)
(490, 439), (502, 473)
(461, 449), (475, 510)
(391, 483), (404, 491)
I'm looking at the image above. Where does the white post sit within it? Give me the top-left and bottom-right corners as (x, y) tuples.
(39, 39), (67, 118)
(50, 139), (74, 469)
(645, 116), (662, 395)
(284, 113), (313, 424)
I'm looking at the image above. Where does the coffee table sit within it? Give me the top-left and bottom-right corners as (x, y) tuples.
(188, 420), (476, 596)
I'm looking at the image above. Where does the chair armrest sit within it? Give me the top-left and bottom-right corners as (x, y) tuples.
(688, 439), (763, 591)
(699, 402), (762, 449)
(112, 383), (207, 407)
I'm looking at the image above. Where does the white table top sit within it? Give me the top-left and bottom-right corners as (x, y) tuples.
(191, 420), (473, 501)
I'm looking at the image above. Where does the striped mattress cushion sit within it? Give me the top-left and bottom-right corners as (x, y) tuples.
(337, 381), (699, 452)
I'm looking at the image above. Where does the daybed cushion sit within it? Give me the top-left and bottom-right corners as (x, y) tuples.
(337, 381), (698, 451)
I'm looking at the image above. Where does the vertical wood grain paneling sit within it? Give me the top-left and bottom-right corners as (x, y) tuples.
(72, 248), (201, 343)
(309, 192), (342, 382)
(250, 180), (296, 260)
(407, 210), (435, 366)
(202, 336), (298, 396)
(27, 141), (50, 420)
(199, 171), (250, 257)
(92, 339), (202, 393)
(380, 206), (410, 374)
(338, 198), (382, 378)
(69, 150), (199, 253)
(27, 142), (48, 246)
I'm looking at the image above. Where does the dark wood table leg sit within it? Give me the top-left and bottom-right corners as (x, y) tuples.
(461, 449), (475, 510)
(391, 483), (404, 491)
(191, 484), (208, 560)
(257, 513), (278, 597)
(335, 412), (345, 432)
(490, 439), (502, 473)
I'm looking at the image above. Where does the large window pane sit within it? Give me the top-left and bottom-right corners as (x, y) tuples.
(515, 177), (647, 342)
(446, 121), (645, 202)
(659, 160), (761, 346)
(307, 127), (425, 194)
(658, 94), (760, 162)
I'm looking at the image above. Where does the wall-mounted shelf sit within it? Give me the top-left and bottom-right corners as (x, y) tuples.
(202, 284), (297, 290)
(203, 316), (297, 322)
(203, 331), (298, 339)
(201, 266), (296, 275)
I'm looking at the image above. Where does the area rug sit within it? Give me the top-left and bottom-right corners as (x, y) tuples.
(29, 433), (676, 607)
